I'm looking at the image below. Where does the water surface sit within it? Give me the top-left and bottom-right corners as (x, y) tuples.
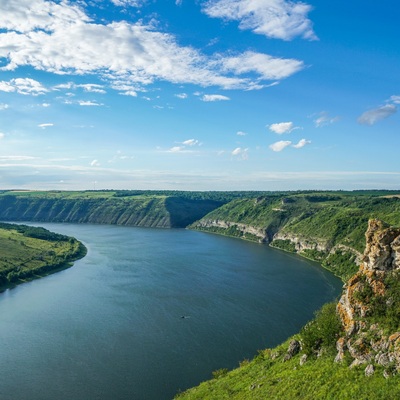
(0, 223), (342, 400)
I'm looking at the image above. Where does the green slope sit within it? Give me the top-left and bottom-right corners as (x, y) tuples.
(0, 192), (224, 228)
(0, 222), (86, 289)
(192, 193), (400, 281)
(175, 338), (400, 399)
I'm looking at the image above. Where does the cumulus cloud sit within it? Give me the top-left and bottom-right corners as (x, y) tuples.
(111, 0), (146, 6)
(54, 82), (106, 93)
(202, 94), (230, 102)
(358, 104), (397, 125)
(0, 78), (48, 96)
(231, 147), (249, 159)
(268, 121), (296, 134)
(292, 138), (311, 148)
(0, 0), (304, 91)
(269, 140), (292, 152)
(167, 139), (200, 153)
(313, 111), (339, 127)
(78, 100), (104, 106)
(182, 139), (199, 146)
(389, 95), (400, 104)
(175, 93), (188, 99)
(168, 146), (185, 153)
(0, 132), (5, 139)
(202, 0), (317, 41)
(215, 51), (304, 82)
(38, 123), (54, 129)
(0, 103), (9, 110)
(237, 131), (247, 136)
(90, 159), (100, 167)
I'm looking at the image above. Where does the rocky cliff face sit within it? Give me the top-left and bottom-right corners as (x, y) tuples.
(194, 219), (269, 242)
(336, 219), (400, 376)
(272, 231), (331, 253)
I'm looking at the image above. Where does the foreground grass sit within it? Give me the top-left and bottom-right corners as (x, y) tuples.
(0, 223), (86, 288)
(175, 337), (400, 400)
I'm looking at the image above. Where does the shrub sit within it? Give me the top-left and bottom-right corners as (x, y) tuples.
(212, 368), (228, 379)
(300, 302), (343, 356)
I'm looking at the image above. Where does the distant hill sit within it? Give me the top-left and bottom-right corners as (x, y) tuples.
(0, 191), (228, 228)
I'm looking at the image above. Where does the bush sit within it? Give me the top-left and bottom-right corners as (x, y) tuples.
(300, 302), (343, 356)
(212, 368), (228, 379)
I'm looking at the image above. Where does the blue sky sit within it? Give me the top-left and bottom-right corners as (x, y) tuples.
(0, 0), (399, 191)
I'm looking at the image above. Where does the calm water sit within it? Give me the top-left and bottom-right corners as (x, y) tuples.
(0, 223), (342, 400)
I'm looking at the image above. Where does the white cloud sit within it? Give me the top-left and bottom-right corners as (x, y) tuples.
(231, 147), (249, 159)
(168, 146), (185, 153)
(41, 103), (51, 107)
(78, 100), (104, 106)
(182, 139), (199, 146)
(216, 51), (304, 82)
(268, 122), (295, 134)
(0, 155), (36, 161)
(90, 159), (100, 167)
(202, 94), (230, 102)
(202, 0), (317, 41)
(111, 0), (146, 6)
(269, 140), (292, 152)
(358, 104), (397, 125)
(38, 123), (54, 129)
(389, 95), (400, 104)
(237, 131), (247, 136)
(0, 103), (9, 110)
(0, 132), (5, 139)
(0, 0), (304, 91)
(313, 111), (339, 127)
(175, 93), (188, 99)
(78, 84), (106, 94)
(0, 78), (48, 96)
(54, 82), (106, 94)
(292, 138), (311, 148)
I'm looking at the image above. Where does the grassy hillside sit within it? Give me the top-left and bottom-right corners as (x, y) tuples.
(176, 221), (400, 399)
(0, 222), (86, 289)
(192, 193), (400, 281)
(0, 191), (225, 228)
(175, 333), (400, 399)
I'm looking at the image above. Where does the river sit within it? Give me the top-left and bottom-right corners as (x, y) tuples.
(0, 223), (342, 400)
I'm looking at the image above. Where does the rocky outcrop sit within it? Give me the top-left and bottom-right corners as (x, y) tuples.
(284, 339), (301, 361)
(272, 231), (331, 253)
(335, 219), (400, 375)
(363, 219), (400, 271)
(194, 219), (268, 242)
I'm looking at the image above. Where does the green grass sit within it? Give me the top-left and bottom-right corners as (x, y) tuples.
(193, 193), (400, 282)
(175, 338), (400, 399)
(0, 223), (86, 288)
(176, 326), (400, 400)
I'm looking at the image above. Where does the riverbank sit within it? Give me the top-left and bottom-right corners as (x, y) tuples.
(0, 222), (87, 292)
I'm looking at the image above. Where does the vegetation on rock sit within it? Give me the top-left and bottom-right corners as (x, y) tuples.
(176, 219), (400, 399)
(192, 192), (400, 282)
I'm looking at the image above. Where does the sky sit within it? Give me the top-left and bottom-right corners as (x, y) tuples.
(0, 0), (399, 191)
